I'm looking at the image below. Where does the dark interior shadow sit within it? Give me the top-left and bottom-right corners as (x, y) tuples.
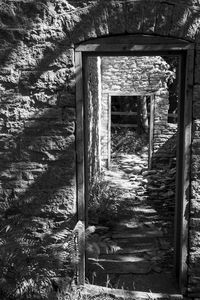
(0, 107), (76, 299)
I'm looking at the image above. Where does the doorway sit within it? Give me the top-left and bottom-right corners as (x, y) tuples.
(108, 94), (154, 169)
(75, 35), (194, 294)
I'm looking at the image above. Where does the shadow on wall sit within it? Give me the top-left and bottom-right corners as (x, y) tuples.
(0, 2), (78, 299)
(0, 107), (76, 299)
(152, 132), (177, 168)
(147, 133), (177, 232)
(0, 0), (198, 299)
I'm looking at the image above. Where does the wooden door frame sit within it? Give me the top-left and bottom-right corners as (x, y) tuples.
(75, 35), (194, 293)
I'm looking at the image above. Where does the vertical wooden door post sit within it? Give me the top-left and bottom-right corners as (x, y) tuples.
(75, 51), (85, 285)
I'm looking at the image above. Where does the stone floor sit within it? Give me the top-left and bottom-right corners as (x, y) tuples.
(86, 150), (179, 293)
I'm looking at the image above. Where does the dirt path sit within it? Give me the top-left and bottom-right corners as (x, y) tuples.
(87, 152), (178, 293)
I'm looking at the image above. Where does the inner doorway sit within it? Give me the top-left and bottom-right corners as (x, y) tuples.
(75, 35), (194, 295)
(108, 94), (153, 169)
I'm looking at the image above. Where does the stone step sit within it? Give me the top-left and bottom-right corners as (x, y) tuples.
(88, 259), (152, 274)
(100, 243), (159, 255)
(99, 254), (148, 262)
(84, 284), (183, 299)
(111, 230), (163, 239)
(116, 245), (158, 254)
(131, 207), (158, 214)
(111, 236), (161, 245)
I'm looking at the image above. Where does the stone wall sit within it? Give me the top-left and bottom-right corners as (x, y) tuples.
(101, 56), (176, 167)
(153, 89), (178, 167)
(0, 2), (76, 299)
(0, 0), (200, 298)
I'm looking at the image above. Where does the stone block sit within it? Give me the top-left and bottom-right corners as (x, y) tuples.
(3, 42), (30, 69)
(193, 102), (200, 119)
(154, 3), (173, 36)
(20, 135), (75, 162)
(189, 252), (200, 265)
(24, 121), (75, 137)
(190, 218), (200, 230)
(70, 7), (97, 43)
(29, 135), (74, 151)
(24, 108), (62, 120)
(193, 84), (200, 101)
(192, 140), (200, 158)
(28, 163), (75, 190)
(105, 1), (126, 35)
(0, 134), (18, 151)
(19, 67), (73, 93)
(190, 198), (200, 218)
(170, 4), (191, 39)
(193, 120), (200, 132)
(125, 2), (144, 33)
(142, 1), (158, 33)
(191, 156), (200, 178)
(30, 46), (74, 70)
(58, 91), (75, 108)
(92, 7), (109, 37)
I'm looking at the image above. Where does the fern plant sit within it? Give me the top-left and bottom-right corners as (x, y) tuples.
(0, 212), (77, 300)
(0, 2), (16, 18)
(88, 174), (122, 227)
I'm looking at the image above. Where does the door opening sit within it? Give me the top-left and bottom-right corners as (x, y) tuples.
(75, 36), (194, 295)
(108, 94), (154, 169)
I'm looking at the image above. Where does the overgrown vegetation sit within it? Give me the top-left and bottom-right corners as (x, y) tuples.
(0, 219), (77, 300)
(111, 128), (148, 155)
(88, 128), (148, 227)
(88, 174), (123, 227)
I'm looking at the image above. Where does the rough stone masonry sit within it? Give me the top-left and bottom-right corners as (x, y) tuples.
(0, 0), (200, 299)
(100, 55), (175, 166)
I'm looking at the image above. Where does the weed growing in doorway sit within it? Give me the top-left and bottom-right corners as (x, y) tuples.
(88, 174), (122, 227)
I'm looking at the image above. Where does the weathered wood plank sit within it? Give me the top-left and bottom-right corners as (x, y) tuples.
(76, 43), (193, 52)
(180, 48), (194, 292)
(108, 94), (111, 169)
(174, 49), (194, 293)
(76, 35), (193, 52)
(149, 95), (154, 169)
(77, 35), (191, 45)
(75, 51), (85, 285)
